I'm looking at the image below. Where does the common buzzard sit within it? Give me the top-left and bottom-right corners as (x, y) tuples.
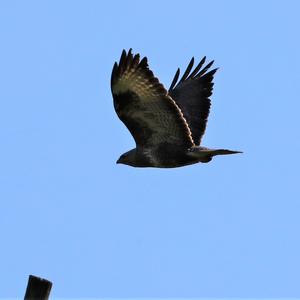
(111, 49), (241, 168)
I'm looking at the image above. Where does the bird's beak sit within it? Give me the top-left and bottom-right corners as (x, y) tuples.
(116, 159), (120, 164)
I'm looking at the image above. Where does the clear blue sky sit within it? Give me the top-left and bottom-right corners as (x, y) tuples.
(1, 0), (300, 298)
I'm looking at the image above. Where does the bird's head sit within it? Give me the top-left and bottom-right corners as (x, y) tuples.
(116, 149), (136, 166)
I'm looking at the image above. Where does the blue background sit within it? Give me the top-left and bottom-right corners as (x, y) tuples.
(1, 0), (300, 298)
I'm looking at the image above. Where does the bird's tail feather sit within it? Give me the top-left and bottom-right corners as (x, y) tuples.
(208, 149), (243, 156)
(188, 147), (242, 163)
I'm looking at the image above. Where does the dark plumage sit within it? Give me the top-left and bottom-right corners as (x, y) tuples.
(111, 49), (241, 168)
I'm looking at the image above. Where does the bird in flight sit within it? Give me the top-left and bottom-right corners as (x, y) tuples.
(111, 49), (241, 168)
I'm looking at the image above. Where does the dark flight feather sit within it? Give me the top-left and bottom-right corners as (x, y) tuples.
(169, 68), (180, 91)
(178, 57), (194, 84)
(187, 56), (206, 79)
(169, 57), (218, 145)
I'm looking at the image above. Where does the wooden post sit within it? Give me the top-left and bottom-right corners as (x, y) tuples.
(24, 275), (52, 300)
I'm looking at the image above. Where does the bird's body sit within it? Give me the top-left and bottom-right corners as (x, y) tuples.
(111, 49), (241, 168)
(117, 146), (240, 168)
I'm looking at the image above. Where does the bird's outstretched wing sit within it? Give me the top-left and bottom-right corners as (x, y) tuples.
(111, 49), (194, 149)
(168, 57), (218, 145)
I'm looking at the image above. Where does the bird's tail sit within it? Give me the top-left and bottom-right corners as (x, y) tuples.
(208, 149), (243, 156)
(188, 147), (242, 163)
